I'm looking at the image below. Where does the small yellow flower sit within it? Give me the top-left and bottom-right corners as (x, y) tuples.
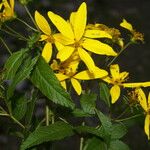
(48, 2), (117, 72)
(35, 11), (64, 63)
(102, 64), (150, 103)
(0, 0), (15, 22)
(51, 52), (108, 95)
(120, 19), (144, 42)
(135, 88), (150, 140)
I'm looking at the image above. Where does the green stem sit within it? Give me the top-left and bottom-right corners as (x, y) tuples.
(46, 105), (49, 126)
(115, 114), (142, 122)
(24, 5), (39, 30)
(4, 24), (28, 40)
(0, 112), (25, 129)
(0, 37), (12, 55)
(16, 17), (38, 32)
(107, 42), (132, 67)
(116, 107), (129, 119)
(80, 122), (85, 150)
(0, 28), (27, 41)
(11, 115), (25, 129)
(80, 136), (84, 150)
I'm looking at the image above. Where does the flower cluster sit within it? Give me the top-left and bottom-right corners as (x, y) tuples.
(34, 2), (150, 139)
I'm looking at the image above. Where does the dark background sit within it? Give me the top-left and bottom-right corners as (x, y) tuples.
(0, 0), (150, 149)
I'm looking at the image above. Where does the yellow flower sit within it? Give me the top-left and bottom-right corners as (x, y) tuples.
(48, 2), (117, 72)
(120, 19), (144, 42)
(34, 11), (63, 63)
(51, 52), (108, 95)
(135, 88), (150, 140)
(0, 0), (14, 22)
(102, 64), (150, 103)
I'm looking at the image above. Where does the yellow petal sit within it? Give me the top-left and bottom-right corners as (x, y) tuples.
(84, 30), (112, 39)
(55, 73), (69, 81)
(57, 46), (75, 62)
(54, 41), (65, 51)
(110, 85), (120, 104)
(135, 88), (148, 112)
(40, 34), (49, 41)
(78, 48), (96, 73)
(120, 19), (133, 32)
(123, 82), (150, 88)
(42, 43), (52, 63)
(119, 72), (129, 81)
(10, 0), (14, 10)
(74, 67), (108, 80)
(35, 11), (51, 35)
(102, 76), (112, 84)
(73, 2), (87, 40)
(48, 11), (74, 39)
(53, 33), (74, 45)
(71, 78), (82, 95)
(70, 12), (76, 27)
(144, 114), (150, 140)
(148, 92), (150, 107)
(110, 64), (120, 79)
(82, 39), (117, 56)
(60, 81), (67, 90)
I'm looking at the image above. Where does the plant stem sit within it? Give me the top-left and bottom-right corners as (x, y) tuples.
(46, 105), (49, 126)
(16, 17), (38, 32)
(116, 107), (129, 119)
(115, 114), (142, 122)
(107, 42), (132, 67)
(0, 112), (25, 129)
(11, 115), (25, 129)
(24, 5), (39, 30)
(80, 122), (85, 150)
(0, 28), (27, 41)
(4, 24), (28, 40)
(0, 37), (12, 55)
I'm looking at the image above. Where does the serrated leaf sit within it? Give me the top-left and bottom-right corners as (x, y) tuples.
(30, 56), (75, 109)
(108, 140), (130, 150)
(7, 56), (39, 99)
(80, 93), (97, 114)
(75, 125), (103, 138)
(111, 124), (127, 140)
(84, 137), (107, 150)
(4, 49), (28, 80)
(20, 121), (74, 150)
(99, 82), (110, 107)
(95, 110), (112, 135)
(12, 95), (27, 120)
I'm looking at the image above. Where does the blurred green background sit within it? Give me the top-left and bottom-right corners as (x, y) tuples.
(0, 0), (150, 149)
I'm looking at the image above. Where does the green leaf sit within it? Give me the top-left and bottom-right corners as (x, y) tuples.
(75, 125), (103, 138)
(4, 48), (28, 80)
(25, 88), (38, 126)
(20, 121), (74, 150)
(99, 82), (110, 107)
(7, 56), (39, 99)
(72, 108), (92, 117)
(12, 95), (27, 120)
(95, 110), (112, 135)
(84, 137), (107, 150)
(111, 124), (127, 140)
(108, 140), (130, 150)
(30, 56), (75, 109)
(80, 93), (97, 114)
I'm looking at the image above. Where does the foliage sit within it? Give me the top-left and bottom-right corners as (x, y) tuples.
(0, 0), (149, 149)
